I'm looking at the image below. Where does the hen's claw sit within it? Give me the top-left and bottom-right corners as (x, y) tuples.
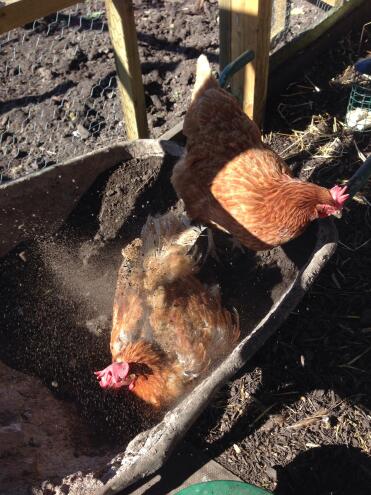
(230, 237), (246, 253)
(206, 228), (221, 263)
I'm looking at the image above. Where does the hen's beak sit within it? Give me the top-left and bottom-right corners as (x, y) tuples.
(332, 210), (342, 219)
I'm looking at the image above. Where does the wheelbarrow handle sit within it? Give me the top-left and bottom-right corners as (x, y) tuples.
(347, 154), (371, 200)
(219, 49), (255, 89)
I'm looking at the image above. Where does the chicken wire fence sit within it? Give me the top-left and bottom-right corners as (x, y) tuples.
(0, 0), (123, 183)
(0, 0), (344, 184)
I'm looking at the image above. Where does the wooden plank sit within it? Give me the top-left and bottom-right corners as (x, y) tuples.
(218, 0), (232, 71)
(0, 0), (80, 35)
(270, 0), (287, 39)
(268, 0), (368, 96)
(230, 0), (273, 126)
(159, 121), (184, 142)
(321, 0), (344, 7)
(105, 0), (149, 140)
(270, 0), (365, 73)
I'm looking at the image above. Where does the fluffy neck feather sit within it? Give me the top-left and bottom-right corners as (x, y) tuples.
(119, 341), (183, 409)
(267, 177), (334, 223)
(256, 177), (335, 243)
(273, 178), (333, 209)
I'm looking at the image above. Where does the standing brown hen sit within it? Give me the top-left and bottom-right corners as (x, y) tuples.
(95, 209), (239, 409)
(171, 55), (349, 251)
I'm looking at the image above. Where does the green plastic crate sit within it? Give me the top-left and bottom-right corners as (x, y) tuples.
(346, 84), (371, 131)
(175, 481), (273, 495)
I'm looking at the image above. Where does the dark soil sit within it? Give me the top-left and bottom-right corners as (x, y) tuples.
(0, 1), (371, 494)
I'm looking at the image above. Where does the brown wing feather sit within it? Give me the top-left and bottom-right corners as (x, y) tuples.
(110, 238), (147, 360)
(171, 56), (319, 251)
(150, 276), (239, 379)
(184, 87), (262, 154)
(109, 211), (240, 408)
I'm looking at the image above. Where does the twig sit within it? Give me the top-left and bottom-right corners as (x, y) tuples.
(338, 345), (371, 367)
(353, 139), (367, 162)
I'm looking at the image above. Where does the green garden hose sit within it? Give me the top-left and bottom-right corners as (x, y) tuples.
(175, 480), (272, 495)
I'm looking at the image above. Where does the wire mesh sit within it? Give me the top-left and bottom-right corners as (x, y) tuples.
(0, 0), (123, 183)
(270, 0), (337, 52)
(0, 0), (345, 184)
(346, 84), (371, 131)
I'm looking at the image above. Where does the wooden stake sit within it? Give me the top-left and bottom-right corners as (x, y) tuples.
(220, 0), (273, 127)
(270, 0), (287, 40)
(0, 0), (80, 35)
(105, 0), (149, 140)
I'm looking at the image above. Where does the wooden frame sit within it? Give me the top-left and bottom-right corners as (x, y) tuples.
(0, 0), (80, 35)
(1, 0), (366, 144)
(219, 0), (273, 127)
(270, 0), (287, 40)
(269, 0), (365, 73)
(105, 0), (149, 139)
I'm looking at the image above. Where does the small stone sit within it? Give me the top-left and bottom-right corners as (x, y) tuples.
(37, 67), (53, 80)
(0, 423), (24, 454)
(75, 124), (90, 140)
(0, 114), (9, 127)
(18, 251), (27, 262)
(150, 94), (162, 110)
(266, 466), (277, 482)
(233, 443), (241, 454)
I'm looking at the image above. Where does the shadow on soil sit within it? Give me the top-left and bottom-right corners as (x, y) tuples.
(274, 445), (371, 495)
(0, 80), (77, 115)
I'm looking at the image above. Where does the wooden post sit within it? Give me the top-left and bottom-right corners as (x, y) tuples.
(0, 0), (81, 35)
(219, 0), (273, 127)
(105, 0), (149, 140)
(270, 0), (287, 40)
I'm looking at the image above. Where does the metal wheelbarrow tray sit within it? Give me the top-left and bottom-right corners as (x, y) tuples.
(0, 139), (337, 495)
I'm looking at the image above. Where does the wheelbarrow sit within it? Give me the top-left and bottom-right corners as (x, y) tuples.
(0, 137), (339, 495)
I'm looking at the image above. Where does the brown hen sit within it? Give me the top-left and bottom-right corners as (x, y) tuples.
(171, 55), (349, 251)
(95, 210), (239, 409)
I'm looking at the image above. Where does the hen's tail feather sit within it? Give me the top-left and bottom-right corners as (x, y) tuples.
(141, 210), (206, 291)
(192, 54), (218, 101)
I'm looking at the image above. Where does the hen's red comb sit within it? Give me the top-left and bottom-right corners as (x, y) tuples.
(330, 185), (349, 207)
(94, 362), (129, 389)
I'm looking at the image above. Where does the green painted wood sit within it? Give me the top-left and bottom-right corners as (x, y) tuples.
(175, 481), (272, 495)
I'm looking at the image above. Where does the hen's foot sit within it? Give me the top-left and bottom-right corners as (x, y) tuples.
(230, 237), (246, 254)
(206, 228), (222, 263)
